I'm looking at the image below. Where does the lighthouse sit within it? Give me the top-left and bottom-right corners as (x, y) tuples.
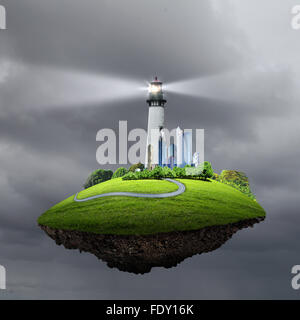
(145, 77), (167, 169)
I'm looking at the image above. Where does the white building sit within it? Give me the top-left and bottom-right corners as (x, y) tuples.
(145, 77), (166, 169)
(144, 78), (196, 170)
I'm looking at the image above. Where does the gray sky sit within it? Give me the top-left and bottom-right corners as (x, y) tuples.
(1, 0), (300, 299)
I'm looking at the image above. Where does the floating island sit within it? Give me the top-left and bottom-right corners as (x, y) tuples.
(38, 170), (266, 274)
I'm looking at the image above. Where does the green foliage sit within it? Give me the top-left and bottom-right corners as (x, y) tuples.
(139, 169), (152, 179)
(198, 161), (214, 180)
(129, 162), (145, 172)
(83, 169), (113, 189)
(162, 166), (176, 178)
(172, 166), (186, 178)
(219, 170), (248, 186)
(122, 172), (138, 180)
(212, 173), (219, 180)
(123, 162), (214, 181)
(218, 170), (256, 200)
(123, 166), (171, 180)
(122, 162), (214, 181)
(184, 161), (214, 180)
(150, 166), (163, 179)
(112, 167), (128, 179)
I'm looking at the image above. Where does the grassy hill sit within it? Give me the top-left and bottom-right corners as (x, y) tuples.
(38, 178), (266, 235)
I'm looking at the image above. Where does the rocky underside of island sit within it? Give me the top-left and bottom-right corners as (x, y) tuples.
(40, 217), (265, 274)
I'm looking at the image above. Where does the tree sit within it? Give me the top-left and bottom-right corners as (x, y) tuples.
(83, 169), (113, 189)
(129, 162), (145, 172)
(198, 161), (214, 180)
(112, 167), (128, 179)
(219, 170), (249, 187)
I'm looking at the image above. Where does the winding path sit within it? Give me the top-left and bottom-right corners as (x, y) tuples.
(74, 178), (185, 202)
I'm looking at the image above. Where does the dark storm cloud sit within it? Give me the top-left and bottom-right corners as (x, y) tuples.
(0, 0), (300, 299)
(2, 0), (247, 80)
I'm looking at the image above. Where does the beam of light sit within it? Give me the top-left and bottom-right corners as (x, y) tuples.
(1, 62), (145, 111)
(164, 67), (281, 104)
(1, 60), (267, 113)
(164, 74), (230, 100)
(36, 68), (145, 108)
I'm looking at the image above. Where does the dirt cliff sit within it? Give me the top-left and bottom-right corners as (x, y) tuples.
(40, 217), (264, 274)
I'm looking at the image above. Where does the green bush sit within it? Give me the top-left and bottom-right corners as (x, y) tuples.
(122, 172), (138, 180)
(198, 161), (214, 180)
(83, 169), (113, 189)
(162, 166), (176, 178)
(172, 166), (186, 178)
(122, 166), (171, 180)
(149, 166), (164, 179)
(139, 169), (152, 179)
(129, 162), (145, 172)
(218, 170), (256, 200)
(212, 173), (219, 180)
(121, 163), (214, 181)
(219, 170), (249, 187)
(112, 167), (128, 179)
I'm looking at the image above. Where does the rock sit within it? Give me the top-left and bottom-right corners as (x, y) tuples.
(39, 217), (265, 274)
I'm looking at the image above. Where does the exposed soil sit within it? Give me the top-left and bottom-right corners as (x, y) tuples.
(39, 217), (265, 274)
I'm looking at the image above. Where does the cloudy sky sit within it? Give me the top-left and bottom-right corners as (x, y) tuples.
(1, 0), (300, 299)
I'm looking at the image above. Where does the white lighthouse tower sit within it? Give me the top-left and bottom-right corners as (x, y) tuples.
(145, 77), (167, 169)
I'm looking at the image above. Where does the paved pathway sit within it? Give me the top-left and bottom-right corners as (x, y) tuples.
(74, 178), (185, 202)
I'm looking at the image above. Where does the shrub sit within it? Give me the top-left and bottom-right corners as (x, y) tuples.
(198, 161), (214, 180)
(140, 169), (152, 179)
(134, 171), (144, 179)
(162, 166), (176, 178)
(122, 166), (177, 180)
(219, 170), (249, 187)
(122, 169), (154, 181)
(122, 172), (138, 180)
(83, 169), (113, 189)
(172, 166), (186, 178)
(218, 170), (256, 200)
(149, 166), (164, 179)
(112, 167), (128, 179)
(185, 166), (201, 178)
(212, 173), (219, 180)
(129, 162), (145, 172)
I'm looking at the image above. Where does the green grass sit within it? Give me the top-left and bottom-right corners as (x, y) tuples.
(38, 179), (266, 235)
(77, 178), (178, 199)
